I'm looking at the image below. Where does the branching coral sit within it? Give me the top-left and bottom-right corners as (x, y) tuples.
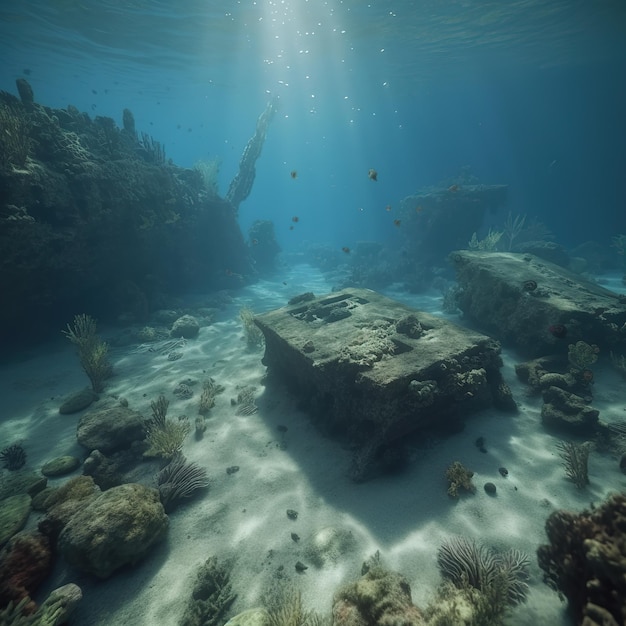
(445, 461), (475, 497)
(198, 378), (225, 416)
(468, 229), (503, 251)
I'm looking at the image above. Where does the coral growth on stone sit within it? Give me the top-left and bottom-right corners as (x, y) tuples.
(537, 492), (626, 626)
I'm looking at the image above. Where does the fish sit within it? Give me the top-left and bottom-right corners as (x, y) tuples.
(548, 324), (567, 339)
(385, 205), (392, 212)
(290, 170), (297, 179)
(393, 219), (401, 227)
(292, 216), (299, 223)
(447, 184), (459, 193)
(368, 168), (378, 181)
(251, 238), (259, 245)
(341, 247), (351, 254)
(415, 205), (423, 213)
(289, 225), (294, 230)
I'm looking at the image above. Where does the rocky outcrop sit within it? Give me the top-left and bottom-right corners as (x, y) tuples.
(58, 483), (168, 578)
(538, 493), (626, 626)
(76, 405), (145, 453)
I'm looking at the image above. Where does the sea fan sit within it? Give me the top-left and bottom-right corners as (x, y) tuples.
(157, 453), (209, 510)
(437, 536), (530, 606)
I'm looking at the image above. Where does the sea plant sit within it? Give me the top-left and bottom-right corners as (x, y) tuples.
(435, 536), (530, 624)
(144, 395), (191, 459)
(556, 440), (591, 488)
(468, 229), (503, 251)
(62, 313), (112, 393)
(0, 443), (27, 470)
(157, 453), (209, 510)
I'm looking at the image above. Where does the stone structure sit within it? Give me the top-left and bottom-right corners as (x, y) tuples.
(255, 289), (512, 448)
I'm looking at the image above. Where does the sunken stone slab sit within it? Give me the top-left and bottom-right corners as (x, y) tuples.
(451, 250), (626, 357)
(255, 288), (509, 445)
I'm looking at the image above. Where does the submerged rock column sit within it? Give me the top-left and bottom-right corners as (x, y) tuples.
(226, 96), (278, 211)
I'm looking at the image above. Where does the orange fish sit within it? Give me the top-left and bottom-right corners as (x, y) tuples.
(385, 205), (392, 212)
(447, 184), (459, 193)
(368, 168), (378, 181)
(393, 219), (401, 227)
(342, 247), (351, 254)
(290, 170), (297, 179)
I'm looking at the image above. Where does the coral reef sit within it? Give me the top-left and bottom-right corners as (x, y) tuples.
(445, 461), (475, 498)
(179, 556), (237, 626)
(0, 80), (253, 350)
(537, 492), (626, 626)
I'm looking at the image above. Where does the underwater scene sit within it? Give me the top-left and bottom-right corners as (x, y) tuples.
(1, 1), (626, 625)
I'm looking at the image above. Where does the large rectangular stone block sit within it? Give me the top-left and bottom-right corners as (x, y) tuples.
(255, 289), (511, 447)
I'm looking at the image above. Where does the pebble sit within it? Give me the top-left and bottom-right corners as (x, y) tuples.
(484, 482), (497, 495)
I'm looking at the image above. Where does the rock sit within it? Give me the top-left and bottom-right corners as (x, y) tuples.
(0, 494), (31, 548)
(41, 456), (80, 477)
(170, 314), (200, 339)
(82, 450), (123, 490)
(541, 386), (599, 434)
(77, 406), (145, 453)
(31, 487), (57, 512)
(225, 608), (270, 626)
(58, 388), (97, 414)
(515, 241), (570, 267)
(484, 482), (497, 495)
(537, 492), (626, 626)
(333, 566), (425, 626)
(35, 583), (82, 626)
(58, 483), (168, 578)
(452, 250), (626, 357)
(256, 289), (507, 457)
(0, 471), (47, 501)
(39, 476), (101, 539)
(0, 531), (53, 611)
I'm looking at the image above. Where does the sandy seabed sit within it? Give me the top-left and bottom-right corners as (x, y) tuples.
(1, 264), (625, 626)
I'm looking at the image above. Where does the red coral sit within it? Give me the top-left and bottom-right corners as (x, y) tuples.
(0, 531), (53, 613)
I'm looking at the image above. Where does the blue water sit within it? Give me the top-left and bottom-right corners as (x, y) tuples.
(2, 0), (625, 253)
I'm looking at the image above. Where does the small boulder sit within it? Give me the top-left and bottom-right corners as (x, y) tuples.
(59, 388), (97, 415)
(41, 456), (81, 477)
(0, 494), (31, 548)
(77, 406), (145, 453)
(170, 314), (200, 339)
(58, 483), (168, 578)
